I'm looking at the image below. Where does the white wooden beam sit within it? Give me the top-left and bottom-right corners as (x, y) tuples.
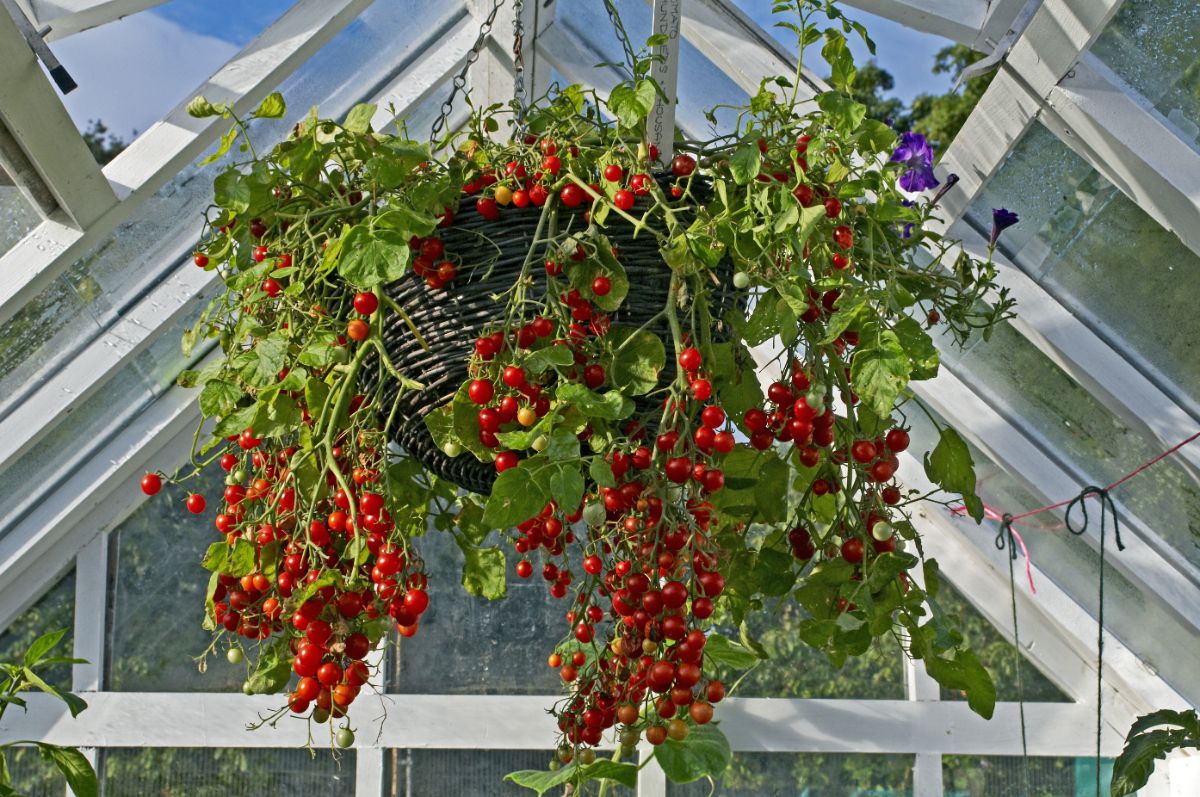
(0, 2), (118, 227)
(70, 533), (107, 693)
(368, 14), (478, 132)
(840, 0), (988, 45)
(0, 0), (374, 329)
(24, 0), (171, 40)
(975, 0), (1035, 52)
(0, 692), (1131, 755)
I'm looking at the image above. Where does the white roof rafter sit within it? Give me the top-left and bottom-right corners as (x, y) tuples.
(16, 0), (170, 41)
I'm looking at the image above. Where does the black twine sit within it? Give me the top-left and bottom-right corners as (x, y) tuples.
(1065, 486), (1125, 797)
(998, 513), (1031, 797)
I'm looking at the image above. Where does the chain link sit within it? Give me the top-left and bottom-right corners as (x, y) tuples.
(511, 0), (527, 131)
(431, 0), (507, 142)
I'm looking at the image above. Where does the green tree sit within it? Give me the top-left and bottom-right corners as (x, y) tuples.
(80, 119), (128, 165)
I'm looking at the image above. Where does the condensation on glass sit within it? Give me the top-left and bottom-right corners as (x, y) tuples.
(1091, 0), (1200, 151)
(384, 749), (634, 796)
(943, 755), (1114, 797)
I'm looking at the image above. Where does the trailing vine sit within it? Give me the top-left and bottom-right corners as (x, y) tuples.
(142, 2), (1017, 791)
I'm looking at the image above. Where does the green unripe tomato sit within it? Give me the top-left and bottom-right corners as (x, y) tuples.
(732, 271), (751, 289)
(242, 681), (253, 696)
(805, 390), (825, 414)
(335, 727), (355, 748)
(531, 435), (549, 452)
(577, 748), (597, 765)
(621, 744), (637, 759)
(619, 728), (640, 747)
(233, 469), (247, 483)
(871, 522), (894, 542)
(442, 441), (462, 458)
(582, 501), (607, 527)
(227, 647), (244, 665)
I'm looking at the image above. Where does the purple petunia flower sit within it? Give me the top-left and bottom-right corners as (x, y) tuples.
(930, 173), (960, 206)
(990, 207), (1020, 247)
(891, 131), (940, 193)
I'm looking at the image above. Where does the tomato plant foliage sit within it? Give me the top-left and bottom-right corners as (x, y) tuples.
(151, 0), (1020, 791)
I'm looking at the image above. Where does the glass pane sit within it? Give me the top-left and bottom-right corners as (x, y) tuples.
(0, 0), (465, 435)
(555, 0), (749, 135)
(935, 583), (1070, 703)
(0, 568), (75, 690)
(717, 606), (906, 699)
(387, 527), (564, 695)
(938, 318), (1200, 572)
(101, 747), (354, 796)
(106, 466), (244, 692)
(6, 746), (63, 797)
(1091, 0), (1200, 150)
(0, 182), (40, 257)
(965, 122), (1200, 405)
(0, 365), (152, 537)
(667, 753), (914, 796)
(943, 755), (1112, 797)
(906, 406), (1200, 709)
(386, 749), (635, 796)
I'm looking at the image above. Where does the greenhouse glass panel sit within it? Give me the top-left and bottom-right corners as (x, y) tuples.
(1090, 0), (1200, 151)
(106, 466), (245, 692)
(965, 123), (1200, 406)
(0, 180), (39, 257)
(906, 408), (1200, 708)
(101, 747), (354, 796)
(5, 747), (61, 797)
(385, 749), (635, 796)
(0, 568), (75, 690)
(938, 319), (1200, 571)
(666, 753), (915, 796)
(0, 0), (467, 413)
(942, 755), (1112, 797)
(935, 583), (1070, 703)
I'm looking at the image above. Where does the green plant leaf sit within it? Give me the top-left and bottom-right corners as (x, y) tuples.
(342, 102), (377, 133)
(37, 744), (97, 797)
(849, 329), (910, 418)
(568, 241), (628, 312)
(523, 345), (574, 375)
(555, 383), (634, 420)
(213, 169), (250, 213)
(337, 226), (412, 289)
(704, 634), (763, 669)
(654, 724), (732, 784)
(458, 544), (506, 599)
(817, 92), (867, 138)
(924, 428), (983, 521)
(609, 326), (666, 395)
(251, 91), (286, 119)
(729, 144), (762, 185)
(199, 379), (241, 418)
(246, 333), (289, 387)
(23, 630), (66, 668)
(22, 670), (86, 718)
(1111, 709), (1200, 796)
(505, 760), (639, 795)
(245, 640), (291, 694)
(483, 467), (550, 529)
(186, 96), (223, 118)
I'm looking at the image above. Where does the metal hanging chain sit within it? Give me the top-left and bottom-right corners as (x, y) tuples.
(511, 0), (528, 131)
(602, 0), (638, 80)
(431, 0), (508, 142)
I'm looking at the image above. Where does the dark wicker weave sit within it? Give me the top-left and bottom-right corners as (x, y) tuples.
(370, 177), (737, 495)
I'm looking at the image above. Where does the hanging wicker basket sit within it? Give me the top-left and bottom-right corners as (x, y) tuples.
(369, 176), (738, 494)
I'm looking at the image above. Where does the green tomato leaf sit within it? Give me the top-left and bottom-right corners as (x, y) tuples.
(505, 760), (639, 795)
(704, 633), (763, 669)
(555, 383), (634, 420)
(729, 144), (762, 186)
(213, 169), (251, 213)
(654, 724), (732, 784)
(457, 543), (507, 600)
(245, 640), (291, 694)
(337, 226), (412, 289)
(483, 466), (550, 529)
(923, 428), (983, 521)
(849, 329), (911, 418)
(608, 326), (666, 396)
(816, 92), (868, 138)
(186, 95), (223, 118)
(342, 102), (377, 133)
(251, 92), (287, 119)
(523, 344), (574, 375)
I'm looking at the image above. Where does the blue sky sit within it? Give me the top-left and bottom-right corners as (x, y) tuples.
(52, 0), (954, 141)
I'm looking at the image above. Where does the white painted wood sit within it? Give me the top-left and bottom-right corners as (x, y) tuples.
(368, 15), (478, 131)
(1046, 55), (1200, 262)
(0, 692), (1130, 755)
(0, 0), (374, 329)
(840, 0), (987, 45)
(1169, 756), (1200, 797)
(26, 0), (170, 40)
(354, 749), (385, 797)
(976, 0), (1035, 52)
(1002, 0), (1123, 103)
(637, 744), (667, 797)
(70, 533), (107, 693)
(0, 2), (118, 227)
(647, 0), (682, 162)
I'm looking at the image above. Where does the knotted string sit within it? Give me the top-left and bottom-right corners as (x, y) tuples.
(997, 513), (1031, 797)
(1064, 486), (1123, 797)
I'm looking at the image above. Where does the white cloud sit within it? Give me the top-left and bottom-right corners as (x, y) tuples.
(51, 12), (240, 140)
